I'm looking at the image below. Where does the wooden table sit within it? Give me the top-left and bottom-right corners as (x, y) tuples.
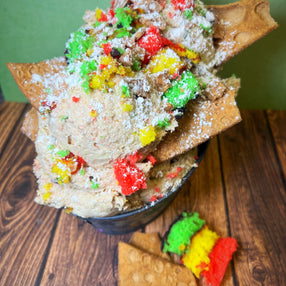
(0, 102), (285, 286)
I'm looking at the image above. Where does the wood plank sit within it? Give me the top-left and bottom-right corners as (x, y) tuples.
(146, 138), (235, 286)
(219, 110), (286, 286)
(0, 107), (60, 286)
(40, 212), (133, 286)
(266, 110), (286, 179)
(0, 102), (26, 154)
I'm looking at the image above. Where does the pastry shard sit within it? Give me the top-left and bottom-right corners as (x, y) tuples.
(153, 88), (241, 163)
(130, 232), (171, 261)
(118, 242), (197, 286)
(21, 107), (39, 142)
(208, 0), (278, 65)
(7, 57), (67, 110)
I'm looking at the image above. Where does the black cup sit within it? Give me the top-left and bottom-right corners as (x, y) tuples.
(79, 141), (209, 234)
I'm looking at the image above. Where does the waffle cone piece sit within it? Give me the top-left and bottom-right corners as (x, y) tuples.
(7, 0), (278, 163)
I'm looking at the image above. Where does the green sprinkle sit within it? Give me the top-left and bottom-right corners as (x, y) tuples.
(48, 144), (55, 150)
(56, 150), (70, 157)
(44, 88), (51, 93)
(65, 28), (95, 62)
(114, 28), (131, 38)
(80, 169), (85, 176)
(117, 47), (125, 55)
(183, 10), (193, 20)
(121, 85), (130, 97)
(61, 115), (69, 121)
(163, 71), (200, 109)
(93, 21), (102, 27)
(91, 181), (99, 189)
(157, 118), (171, 129)
(82, 81), (90, 94)
(115, 7), (134, 28)
(199, 24), (212, 36)
(131, 57), (141, 71)
(80, 60), (98, 93)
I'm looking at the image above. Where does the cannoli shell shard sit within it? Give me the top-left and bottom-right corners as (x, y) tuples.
(208, 0), (278, 65)
(21, 107), (39, 142)
(129, 232), (171, 261)
(153, 89), (241, 163)
(7, 57), (67, 110)
(118, 242), (197, 286)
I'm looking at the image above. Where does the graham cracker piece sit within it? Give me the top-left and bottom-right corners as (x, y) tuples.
(153, 89), (241, 163)
(129, 232), (171, 261)
(118, 242), (197, 286)
(208, 0), (278, 65)
(21, 107), (39, 142)
(7, 57), (67, 110)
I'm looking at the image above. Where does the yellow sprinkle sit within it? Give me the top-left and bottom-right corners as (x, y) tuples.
(140, 125), (157, 146)
(43, 192), (51, 201)
(122, 103), (133, 112)
(171, 44), (201, 64)
(43, 183), (52, 191)
(147, 47), (184, 75)
(65, 207), (73, 214)
(179, 244), (186, 252)
(182, 227), (219, 277)
(90, 109), (97, 117)
(95, 8), (102, 20)
(51, 160), (71, 184)
(86, 48), (93, 57)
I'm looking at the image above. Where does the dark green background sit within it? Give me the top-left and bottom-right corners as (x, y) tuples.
(0, 0), (284, 109)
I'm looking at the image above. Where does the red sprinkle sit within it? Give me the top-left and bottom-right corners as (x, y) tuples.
(171, 0), (195, 11)
(155, 187), (160, 193)
(99, 64), (107, 70)
(109, 9), (115, 18)
(194, 155), (199, 160)
(147, 154), (156, 165)
(110, 0), (116, 9)
(114, 159), (147, 195)
(127, 151), (144, 165)
(168, 12), (174, 18)
(167, 167), (182, 178)
(138, 26), (166, 58)
(150, 196), (158, 202)
(102, 43), (112, 55)
(72, 96), (80, 103)
(98, 11), (108, 22)
(41, 100), (57, 111)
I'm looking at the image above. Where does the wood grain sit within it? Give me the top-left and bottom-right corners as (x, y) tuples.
(0, 106), (60, 286)
(146, 138), (235, 286)
(0, 105), (285, 286)
(219, 110), (286, 286)
(266, 110), (286, 179)
(39, 212), (133, 286)
(0, 102), (26, 154)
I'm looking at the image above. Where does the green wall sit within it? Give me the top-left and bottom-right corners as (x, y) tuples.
(0, 0), (284, 109)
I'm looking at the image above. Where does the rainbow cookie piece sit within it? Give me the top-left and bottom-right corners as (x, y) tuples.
(162, 212), (238, 285)
(162, 212), (205, 255)
(202, 237), (238, 286)
(182, 226), (219, 277)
